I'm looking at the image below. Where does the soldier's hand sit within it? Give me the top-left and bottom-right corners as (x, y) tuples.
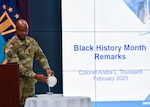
(34, 74), (48, 83)
(46, 68), (54, 76)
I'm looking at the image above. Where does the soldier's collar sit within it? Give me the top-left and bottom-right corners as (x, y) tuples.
(16, 36), (27, 45)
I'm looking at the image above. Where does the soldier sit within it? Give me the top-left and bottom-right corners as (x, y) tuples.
(4, 19), (54, 107)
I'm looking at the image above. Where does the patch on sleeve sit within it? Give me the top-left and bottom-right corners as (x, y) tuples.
(5, 48), (12, 58)
(5, 48), (10, 54)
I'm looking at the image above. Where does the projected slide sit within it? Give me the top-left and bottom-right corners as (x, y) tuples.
(62, 0), (150, 107)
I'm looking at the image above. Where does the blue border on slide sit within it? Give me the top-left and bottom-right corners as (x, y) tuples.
(92, 101), (150, 107)
(91, 94), (150, 107)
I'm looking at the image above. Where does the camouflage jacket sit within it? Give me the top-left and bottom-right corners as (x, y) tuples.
(4, 35), (50, 78)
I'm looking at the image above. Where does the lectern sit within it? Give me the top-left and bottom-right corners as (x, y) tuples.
(0, 63), (19, 107)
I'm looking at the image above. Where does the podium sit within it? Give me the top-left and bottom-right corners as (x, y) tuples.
(0, 63), (19, 107)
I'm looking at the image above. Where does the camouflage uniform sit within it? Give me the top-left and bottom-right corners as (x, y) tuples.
(4, 35), (50, 107)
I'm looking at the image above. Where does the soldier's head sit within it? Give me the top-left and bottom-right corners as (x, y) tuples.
(15, 19), (29, 40)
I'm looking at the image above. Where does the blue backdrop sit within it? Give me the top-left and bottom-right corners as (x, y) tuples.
(30, 0), (62, 94)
